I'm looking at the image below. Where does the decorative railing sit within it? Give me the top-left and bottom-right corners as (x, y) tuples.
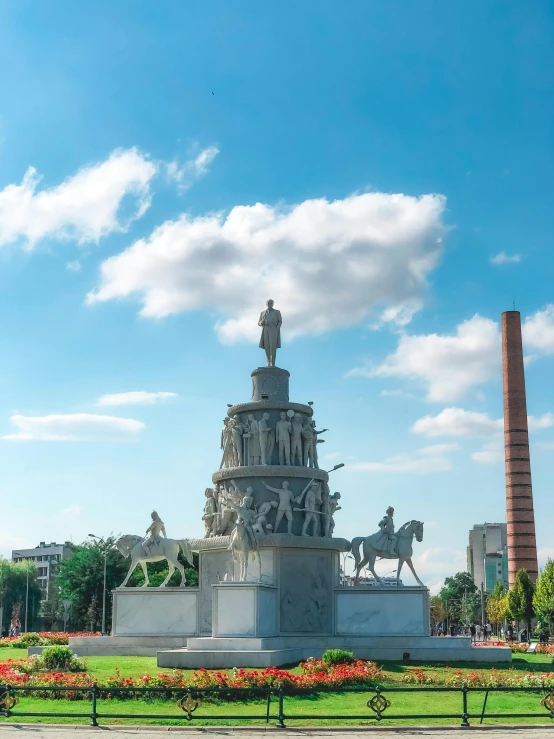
(0, 683), (553, 727)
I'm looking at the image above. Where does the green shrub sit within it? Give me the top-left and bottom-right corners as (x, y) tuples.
(321, 648), (355, 666)
(40, 645), (84, 671)
(14, 633), (45, 647)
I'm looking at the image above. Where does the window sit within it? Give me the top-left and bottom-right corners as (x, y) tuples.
(38, 567), (48, 577)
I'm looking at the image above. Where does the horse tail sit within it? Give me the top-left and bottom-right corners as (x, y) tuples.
(350, 536), (365, 569)
(178, 539), (194, 567)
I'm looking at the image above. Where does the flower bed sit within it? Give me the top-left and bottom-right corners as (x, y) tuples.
(0, 658), (383, 700)
(402, 666), (554, 688)
(510, 643), (554, 655)
(0, 632), (98, 648)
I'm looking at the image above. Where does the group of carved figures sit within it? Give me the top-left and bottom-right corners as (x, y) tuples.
(202, 479), (341, 539)
(220, 412), (327, 469)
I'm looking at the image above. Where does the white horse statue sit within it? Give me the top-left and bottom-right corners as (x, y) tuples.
(229, 516), (259, 581)
(351, 520), (424, 586)
(115, 535), (194, 587)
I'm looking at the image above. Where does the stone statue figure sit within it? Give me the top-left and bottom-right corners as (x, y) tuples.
(275, 411), (292, 465)
(323, 492), (341, 538)
(351, 517), (425, 586)
(291, 413), (304, 466)
(302, 421), (314, 468)
(143, 511), (167, 557)
(218, 484), (239, 535)
(374, 506), (397, 555)
(258, 413), (273, 465)
(252, 500), (278, 535)
(202, 488), (218, 538)
(230, 418), (244, 466)
(247, 414), (261, 465)
(294, 480), (322, 536)
(261, 480), (299, 534)
(310, 420), (328, 469)
(115, 533), (194, 588)
(220, 418), (234, 469)
(258, 299), (282, 367)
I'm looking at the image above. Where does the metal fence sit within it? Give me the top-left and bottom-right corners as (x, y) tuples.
(0, 683), (553, 727)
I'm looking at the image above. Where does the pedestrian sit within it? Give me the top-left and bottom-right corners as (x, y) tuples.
(470, 623), (476, 643)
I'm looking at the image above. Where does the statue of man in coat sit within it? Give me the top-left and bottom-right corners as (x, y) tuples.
(258, 299), (282, 367)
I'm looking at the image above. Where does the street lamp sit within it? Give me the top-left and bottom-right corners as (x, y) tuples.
(13, 553), (30, 633)
(88, 535), (108, 636)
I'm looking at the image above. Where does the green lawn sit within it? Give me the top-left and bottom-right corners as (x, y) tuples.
(1, 649), (553, 726)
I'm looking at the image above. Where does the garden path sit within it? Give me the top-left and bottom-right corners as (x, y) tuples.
(1, 727), (554, 737)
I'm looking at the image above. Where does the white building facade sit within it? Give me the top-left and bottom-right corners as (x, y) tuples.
(467, 523), (508, 592)
(12, 542), (73, 598)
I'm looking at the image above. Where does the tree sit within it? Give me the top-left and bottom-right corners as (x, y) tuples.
(533, 559), (554, 634)
(55, 538), (198, 631)
(0, 558), (41, 634)
(40, 585), (63, 631)
(507, 568), (535, 635)
(486, 581), (508, 634)
(430, 595), (446, 631)
(440, 572), (480, 625)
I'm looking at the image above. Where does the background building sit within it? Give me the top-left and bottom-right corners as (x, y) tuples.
(467, 523), (508, 592)
(12, 542), (73, 598)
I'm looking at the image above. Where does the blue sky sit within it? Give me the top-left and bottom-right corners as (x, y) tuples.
(0, 1), (553, 591)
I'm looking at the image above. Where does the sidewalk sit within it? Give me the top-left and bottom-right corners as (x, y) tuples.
(1, 726), (554, 738)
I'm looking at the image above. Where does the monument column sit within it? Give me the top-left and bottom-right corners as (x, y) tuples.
(502, 310), (539, 586)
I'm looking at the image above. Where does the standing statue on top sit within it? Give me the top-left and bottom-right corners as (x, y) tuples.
(258, 299), (282, 367)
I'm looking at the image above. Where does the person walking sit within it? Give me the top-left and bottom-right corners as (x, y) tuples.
(470, 623), (476, 643)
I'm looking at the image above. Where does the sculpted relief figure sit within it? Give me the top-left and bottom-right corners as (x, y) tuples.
(310, 420), (328, 469)
(247, 414), (261, 465)
(230, 418), (244, 467)
(220, 418), (234, 469)
(302, 420), (314, 468)
(258, 299), (282, 367)
(202, 488), (218, 538)
(258, 413), (274, 465)
(323, 492), (341, 538)
(275, 411), (292, 465)
(294, 480), (323, 536)
(252, 500), (278, 535)
(291, 413), (304, 466)
(143, 511), (167, 557)
(261, 480), (300, 534)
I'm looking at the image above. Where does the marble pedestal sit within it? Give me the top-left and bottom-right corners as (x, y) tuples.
(213, 583), (277, 637)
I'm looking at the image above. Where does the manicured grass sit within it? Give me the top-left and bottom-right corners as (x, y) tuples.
(1, 650), (553, 726)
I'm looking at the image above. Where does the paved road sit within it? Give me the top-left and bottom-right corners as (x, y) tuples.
(1, 727), (554, 738)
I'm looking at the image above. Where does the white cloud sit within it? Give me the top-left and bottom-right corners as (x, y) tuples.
(87, 192), (447, 339)
(61, 505), (81, 516)
(523, 305), (554, 355)
(96, 391), (177, 407)
(412, 407), (502, 437)
(0, 148), (157, 250)
(2, 413), (145, 441)
(472, 440), (504, 464)
(167, 146), (219, 192)
(363, 315), (500, 402)
(413, 407), (553, 439)
(538, 548), (554, 565)
(491, 252), (521, 265)
(66, 260), (82, 273)
(410, 547), (468, 593)
(349, 445), (455, 474)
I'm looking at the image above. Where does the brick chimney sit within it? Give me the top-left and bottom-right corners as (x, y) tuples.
(502, 310), (539, 586)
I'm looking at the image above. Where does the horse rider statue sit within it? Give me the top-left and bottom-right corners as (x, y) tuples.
(374, 506), (397, 556)
(143, 510), (167, 557)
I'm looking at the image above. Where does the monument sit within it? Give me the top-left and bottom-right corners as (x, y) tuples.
(63, 301), (511, 665)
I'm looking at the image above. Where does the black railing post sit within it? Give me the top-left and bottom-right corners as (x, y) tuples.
(90, 682), (98, 727)
(277, 687), (286, 728)
(461, 685), (470, 727)
(265, 689), (271, 724)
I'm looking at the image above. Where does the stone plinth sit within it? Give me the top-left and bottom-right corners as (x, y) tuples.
(112, 587), (199, 637)
(198, 535), (348, 635)
(335, 587), (429, 636)
(213, 583), (277, 638)
(250, 366), (290, 402)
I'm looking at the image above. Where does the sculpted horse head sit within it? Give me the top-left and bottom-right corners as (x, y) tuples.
(114, 534), (142, 558)
(398, 520), (424, 543)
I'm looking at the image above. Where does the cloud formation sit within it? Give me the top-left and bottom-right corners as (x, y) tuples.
(365, 315), (500, 402)
(413, 407), (553, 438)
(523, 305), (554, 355)
(491, 252), (521, 265)
(349, 444), (457, 474)
(88, 192), (447, 340)
(0, 148), (157, 249)
(2, 413), (145, 441)
(96, 391), (177, 407)
(167, 146), (219, 192)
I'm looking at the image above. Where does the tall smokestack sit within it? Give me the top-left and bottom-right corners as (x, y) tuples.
(502, 310), (539, 586)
